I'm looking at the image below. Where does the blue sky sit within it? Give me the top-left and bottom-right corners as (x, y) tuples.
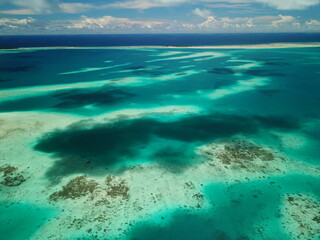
(0, 0), (320, 34)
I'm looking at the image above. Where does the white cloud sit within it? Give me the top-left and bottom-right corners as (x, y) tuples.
(105, 0), (187, 9)
(305, 19), (320, 25)
(199, 15), (255, 29)
(193, 8), (211, 18)
(196, 14), (303, 30)
(1, 0), (319, 15)
(199, 16), (218, 27)
(0, 17), (35, 30)
(59, 3), (95, 14)
(0, 12), (318, 34)
(1, 0), (58, 14)
(253, 0), (320, 10)
(246, 18), (254, 27)
(0, 1), (95, 15)
(0, 8), (36, 15)
(271, 15), (294, 26)
(0, 17), (35, 25)
(204, 3), (251, 8)
(305, 19), (320, 30)
(105, 0), (320, 10)
(71, 16), (165, 30)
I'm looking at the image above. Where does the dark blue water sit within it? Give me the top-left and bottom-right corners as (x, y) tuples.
(0, 33), (320, 48)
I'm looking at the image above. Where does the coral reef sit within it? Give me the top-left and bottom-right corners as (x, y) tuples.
(50, 176), (98, 201)
(198, 138), (285, 174)
(282, 193), (320, 240)
(104, 176), (130, 200)
(0, 164), (26, 187)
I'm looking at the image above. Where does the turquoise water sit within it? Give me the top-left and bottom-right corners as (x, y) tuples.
(0, 203), (57, 240)
(0, 46), (319, 239)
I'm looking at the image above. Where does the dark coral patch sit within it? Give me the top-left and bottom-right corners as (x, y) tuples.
(0, 164), (26, 187)
(208, 68), (234, 74)
(49, 175), (98, 201)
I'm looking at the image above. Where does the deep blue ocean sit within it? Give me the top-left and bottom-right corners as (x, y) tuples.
(0, 33), (320, 47)
(0, 34), (319, 240)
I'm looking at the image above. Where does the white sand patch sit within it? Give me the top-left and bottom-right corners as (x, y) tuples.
(59, 63), (130, 75)
(282, 193), (320, 240)
(147, 52), (227, 62)
(95, 105), (201, 123)
(7, 42), (320, 51)
(0, 49), (39, 54)
(0, 70), (201, 102)
(179, 65), (196, 69)
(0, 112), (81, 203)
(102, 69), (201, 87)
(208, 77), (270, 99)
(195, 138), (319, 179)
(0, 80), (111, 101)
(223, 59), (263, 77)
(275, 132), (306, 149)
(101, 69), (201, 89)
(231, 62), (262, 72)
(30, 165), (210, 239)
(109, 65), (161, 74)
(193, 56), (219, 62)
(155, 51), (188, 57)
(227, 59), (256, 63)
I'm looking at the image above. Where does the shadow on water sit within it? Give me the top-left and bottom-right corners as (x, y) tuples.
(257, 88), (283, 96)
(0, 88), (135, 112)
(0, 78), (12, 82)
(208, 68), (234, 75)
(0, 95), (56, 112)
(207, 67), (285, 78)
(264, 62), (291, 66)
(35, 118), (155, 178)
(128, 175), (320, 240)
(151, 145), (197, 173)
(245, 69), (285, 77)
(212, 80), (237, 89)
(0, 66), (35, 72)
(51, 88), (134, 109)
(34, 113), (301, 179)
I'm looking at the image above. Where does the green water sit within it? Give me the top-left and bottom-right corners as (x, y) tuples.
(0, 46), (319, 239)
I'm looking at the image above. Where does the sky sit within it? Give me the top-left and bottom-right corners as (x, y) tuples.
(0, 0), (320, 34)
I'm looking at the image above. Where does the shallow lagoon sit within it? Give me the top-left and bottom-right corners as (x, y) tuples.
(0, 45), (319, 239)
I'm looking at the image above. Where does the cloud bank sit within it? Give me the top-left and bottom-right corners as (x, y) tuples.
(1, 0), (320, 16)
(106, 0), (320, 10)
(0, 0), (59, 14)
(1, 14), (318, 34)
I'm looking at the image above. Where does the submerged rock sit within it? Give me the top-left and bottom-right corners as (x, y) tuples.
(216, 139), (275, 164)
(49, 175), (130, 202)
(104, 175), (130, 200)
(0, 164), (26, 187)
(49, 175), (98, 201)
(198, 138), (285, 174)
